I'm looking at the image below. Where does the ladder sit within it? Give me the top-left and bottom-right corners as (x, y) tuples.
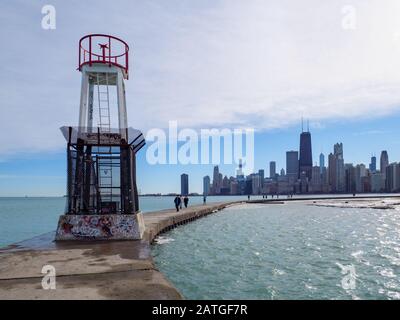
(96, 73), (111, 133)
(95, 73), (114, 208)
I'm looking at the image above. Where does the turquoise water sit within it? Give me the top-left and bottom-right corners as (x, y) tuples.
(0, 195), (252, 247)
(152, 202), (400, 300)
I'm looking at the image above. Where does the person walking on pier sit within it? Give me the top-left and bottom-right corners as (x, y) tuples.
(174, 196), (181, 212)
(184, 196), (189, 208)
(180, 195), (183, 209)
(203, 196), (207, 204)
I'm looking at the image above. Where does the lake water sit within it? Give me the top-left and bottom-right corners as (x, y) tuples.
(2, 195), (400, 300)
(152, 202), (400, 300)
(0, 195), (252, 247)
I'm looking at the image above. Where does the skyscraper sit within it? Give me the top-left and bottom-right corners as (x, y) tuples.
(212, 165), (221, 194)
(319, 153), (325, 174)
(299, 128), (312, 180)
(328, 153), (336, 192)
(286, 151), (299, 180)
(334, 143), (345, 192)
(369, 155), (377, 173)
(236, 159), (244, 177)
(269, 161), (276, 178)
(203, 175), (210, 196)
(258, 169), (265, 188)
(380, 151), (389, 178)
(386, 163), (399, 192)
(345, 164), (356, 193)
(355, 164), (366, 193)
(181, 173), (189, 195)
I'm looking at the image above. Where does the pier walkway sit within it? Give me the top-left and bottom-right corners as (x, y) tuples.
(0, 201), (240, 300)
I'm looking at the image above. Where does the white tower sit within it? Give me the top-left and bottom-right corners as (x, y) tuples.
(56, 34), (145, 241)
(77, 34), (129, 137)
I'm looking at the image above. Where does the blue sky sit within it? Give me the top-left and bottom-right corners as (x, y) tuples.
(1, 0), (400, 195)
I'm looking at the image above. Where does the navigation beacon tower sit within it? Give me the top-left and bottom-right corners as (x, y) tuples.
(55, 34), (145, 240)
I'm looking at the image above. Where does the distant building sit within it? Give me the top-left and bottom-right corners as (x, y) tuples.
(236, 159), (244, 177)
(181, 174), (189, 195)
(212, 166), (222, 194)
(319, 153), (325, 174)
(345, 164), (356, 194)
(310, 166), (322, 192)
(203, 176), (210, 196)
(355, 164), (366, 193)
(369, 155), (377, 173)
(286, 151), (299, 181)
(334, 143), (345, 192)
(371, 172), (384, 192)
(251, 174), (261, 195)
(258, 169), (265, 188)
(386, 163), (400, 192)
(299, 128), (313, 180)
(269, 161), (276, 179)
(280, 168), (285, 176)
(328, 153), (336, 192)
(230, 180), (238, 195)
(380, 151), (389, 179)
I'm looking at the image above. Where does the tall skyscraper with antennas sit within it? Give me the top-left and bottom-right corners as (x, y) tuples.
(299, 119), (313, 180)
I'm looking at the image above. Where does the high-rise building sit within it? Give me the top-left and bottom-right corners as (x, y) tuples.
(370, 172), (384, 192)
(319, 153), (325, 174)
(181, 173), (189, 195)
(280, 168), (285, 176)
(236, 159), (244, 177)
(251, 173), (261, 195)
(369, 155), (377, 173)
(310, 166), (321, 192)
(299, 129), (312, 180)
(258, 169), (265, 188)
(380, 151), (389, 179)
(328, 153), (336, 192)
(355, 164), (366, 193)
(203, 176), (210, 196)
(212, 166), (221, 194)
(386, 163), (399, 192)
(334, 143), (345, 192)
(269, 161), (276, 178)
(286, 151), (299, 180)
(345, 164), (356, 193)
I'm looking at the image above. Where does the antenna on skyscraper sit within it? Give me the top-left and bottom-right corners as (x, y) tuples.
(307, 119), (309, 132)
(301, 116), (304, 132)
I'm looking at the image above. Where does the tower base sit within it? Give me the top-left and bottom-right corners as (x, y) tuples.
(55, 213), (145, 241)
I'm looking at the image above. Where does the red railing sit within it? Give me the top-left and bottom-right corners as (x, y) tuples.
(78, 34), (129, 77)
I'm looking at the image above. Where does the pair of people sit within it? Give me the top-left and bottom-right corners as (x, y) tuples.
(174, 195), (189, 211)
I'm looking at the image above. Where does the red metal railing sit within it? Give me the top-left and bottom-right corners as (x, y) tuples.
(78, 34), (129, 77)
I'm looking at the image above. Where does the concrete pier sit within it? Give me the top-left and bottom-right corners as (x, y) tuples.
(0, 201), (239, 300)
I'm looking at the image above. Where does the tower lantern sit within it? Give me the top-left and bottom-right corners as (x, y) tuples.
(55, 34), (146, 241)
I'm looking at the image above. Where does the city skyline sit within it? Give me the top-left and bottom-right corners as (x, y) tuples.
(2, 1), (400, 195)
(201, 127), (395, 196)
(1, 117), (400, 196)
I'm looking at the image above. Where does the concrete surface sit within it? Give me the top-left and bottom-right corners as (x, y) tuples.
(0, 201), (239, 300)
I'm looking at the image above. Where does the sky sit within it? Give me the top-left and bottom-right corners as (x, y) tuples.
(1, 0), (400, 196)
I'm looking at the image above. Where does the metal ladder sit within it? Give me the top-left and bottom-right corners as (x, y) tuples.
(95, 73), (113, 207)
(96, 73), (111, 133)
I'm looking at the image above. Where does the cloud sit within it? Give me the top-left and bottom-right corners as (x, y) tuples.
(1, 0), (400, 156)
